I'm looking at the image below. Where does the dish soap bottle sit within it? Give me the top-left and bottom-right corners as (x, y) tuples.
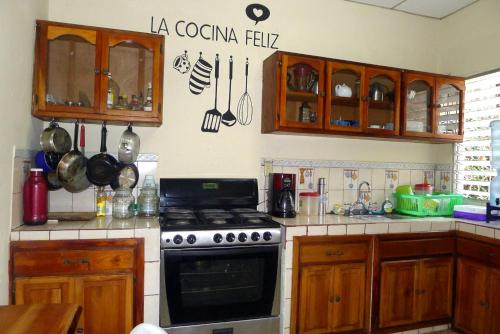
(382, 197), (393, 214)
(96, 187), (106, 217)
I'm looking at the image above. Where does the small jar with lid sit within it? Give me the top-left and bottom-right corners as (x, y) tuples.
(137, 175), (159, 217)
(299, 192), (320, 216)
(112, 187), (135, 219)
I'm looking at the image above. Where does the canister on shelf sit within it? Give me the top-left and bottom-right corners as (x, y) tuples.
(318, 178), (327, 215)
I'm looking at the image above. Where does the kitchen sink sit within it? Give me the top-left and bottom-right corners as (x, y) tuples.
(355, 214), (424, 221)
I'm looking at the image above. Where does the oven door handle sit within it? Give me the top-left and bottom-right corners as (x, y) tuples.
(164, 244), (280, 257)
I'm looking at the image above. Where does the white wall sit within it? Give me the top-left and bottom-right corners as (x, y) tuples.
(438, 0), (500, 77)
(0, 0), (47, 304)
(47, 0), (454, 181)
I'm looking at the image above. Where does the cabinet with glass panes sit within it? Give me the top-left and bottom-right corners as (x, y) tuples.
(32, 21), (164, 126)
(402, 71), (464, 140)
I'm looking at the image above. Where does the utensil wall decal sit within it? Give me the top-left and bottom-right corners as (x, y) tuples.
(237, 58), (253, 125)
(173, 50), (191, 74)
(221, 56), (237, 127)
(189, 52), (212, 95)
(201, 54), (222, 133)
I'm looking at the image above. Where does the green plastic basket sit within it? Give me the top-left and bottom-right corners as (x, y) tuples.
(393, 192), (464, 217)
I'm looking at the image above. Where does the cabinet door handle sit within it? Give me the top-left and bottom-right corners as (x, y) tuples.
(63, 258), (77, 265)
(94, 68), (100, 74)
(80, 257), (90, 265)
(76, 328), (84, 334)
(325, 250), (344, 256)
(488, 252), (496, 258)
(334, 295), (341, 303)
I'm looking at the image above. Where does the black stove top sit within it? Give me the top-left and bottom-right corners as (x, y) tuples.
(160, 208), (280, 231)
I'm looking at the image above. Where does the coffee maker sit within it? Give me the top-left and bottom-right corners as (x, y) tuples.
(270, 173), (296, 218)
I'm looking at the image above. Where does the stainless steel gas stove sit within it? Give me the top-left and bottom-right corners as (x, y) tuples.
(159, 178), (282, 334)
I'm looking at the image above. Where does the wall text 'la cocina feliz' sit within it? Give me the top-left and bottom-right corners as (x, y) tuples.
(150, 17), (279, 49)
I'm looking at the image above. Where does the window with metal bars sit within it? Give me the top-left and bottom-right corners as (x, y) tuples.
(455, 71), (500, 200)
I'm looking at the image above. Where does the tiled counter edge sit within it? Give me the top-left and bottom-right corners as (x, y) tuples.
(279, 219), (500, 334)
(10, 219), (161, 326)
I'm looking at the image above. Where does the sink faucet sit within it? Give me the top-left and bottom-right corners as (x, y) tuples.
(346, 181), (371, 216)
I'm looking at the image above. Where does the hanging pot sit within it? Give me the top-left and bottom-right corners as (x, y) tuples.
(40, 121), (72, 153)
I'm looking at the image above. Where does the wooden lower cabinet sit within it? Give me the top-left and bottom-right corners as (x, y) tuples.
(292, 236), (371, 334)
(454, 258), (500, 334)
(10, 239), (143, 334)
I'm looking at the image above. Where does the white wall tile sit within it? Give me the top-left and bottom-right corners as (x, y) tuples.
(49, 189), (73, 212)
(80, 229), (107, 240)
(285, 241), (293, 269)
(417, 327), (433, 333)
(72, 187), (95, 212)
(307, 225), (327, 236)
(358, 169), (372, 184)
(144, 261), (160, 295)
(143, 294), (159, 325)
(328, 224), (347, 235)
(410, 170), (424, 186)
(347, 224), (365, 235)
(20, 231), (50, 240)
(399, 170), (411, 186)
(11, 192), (23, 229)
(10, 231), (20, 241)
(284, 268), (292, 299)
(314, 168), (329, 189)
(50, 230), (79, 240)
(371, 190), (385, 206)
(328, 190), (343, 211)
(283, 298), (291, 330)
(476, 226), (495, 238)
(365, 223), (388, 234)
(458, 222), (476, 234)
(431, 221), (452, 231)
(433, 324), (450, 331)
(137, 161), (158, 188)
(107, 229), (134, 239)
(410, 221), (431, 232)
(402, 330), (418, 334)
(329, 168), (343, 190)
(343, 169), (358, 190)
(495, 229), (500, 239)
(372, 169), (386, 190)
(286, 226), (307, 241)
(344, 190), (357, 204)
(389, 222), (411, 233)
(135, 228), (160, 262)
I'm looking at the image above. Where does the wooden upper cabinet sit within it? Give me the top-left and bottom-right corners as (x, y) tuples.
(325, 61), (365, 133)
(402, 72), (464, 141)
(279, 54), (325, 130)
(434, 76), (465, 140)
(401, 72), (435, 138)
(33, 20), (164, 126)
(363, 67), (401, 136)
(379, 260), (418, 328)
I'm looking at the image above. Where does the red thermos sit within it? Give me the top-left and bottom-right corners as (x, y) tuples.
(23, 168), (48, 225)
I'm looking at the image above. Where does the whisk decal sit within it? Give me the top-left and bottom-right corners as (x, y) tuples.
(237, 58), (253, 125)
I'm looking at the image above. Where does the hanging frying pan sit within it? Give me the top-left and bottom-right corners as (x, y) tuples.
(56, 121), (90, 193)
(110, 163), (139, 190)
(87, 123), (119, 186)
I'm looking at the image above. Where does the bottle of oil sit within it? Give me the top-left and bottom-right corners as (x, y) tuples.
(96, 187), (106, 217)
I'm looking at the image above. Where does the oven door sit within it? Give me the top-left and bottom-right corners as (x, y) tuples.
(160, 245), (280, 327)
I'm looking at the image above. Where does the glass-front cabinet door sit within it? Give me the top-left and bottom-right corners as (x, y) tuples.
(402, 72), (434, 137)
(363, 67), (401, 135)
(435, 77), (464, 139)
(36, 24), (100, 114)
(100, 32), (163, 119)
(279, 55), (325, 130)
(325, 62), (364, 132)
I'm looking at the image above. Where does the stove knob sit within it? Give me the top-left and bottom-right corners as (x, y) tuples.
(238, 233), (247, 242)
(226, 233), (236, 242)
(263, 232), (272, 241)
(187, 234), (196, 244)
(173, 235), (183, 245)
(251, 232), (260, 241)
(213, 233), (223, 243)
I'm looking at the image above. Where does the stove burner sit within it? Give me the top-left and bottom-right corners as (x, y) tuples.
(199, 209), (227, 214)
(247, 218), (265, 224)
(165, 208), (194, 214)
(167, 220), (194, 226)
(165, 213), (196, 220)
(230, 208), (258, 213)
(210, 219), (229, 225)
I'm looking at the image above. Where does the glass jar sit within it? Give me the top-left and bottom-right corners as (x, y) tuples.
(137, 175), (159, 217)
(112, 187), (135, 219)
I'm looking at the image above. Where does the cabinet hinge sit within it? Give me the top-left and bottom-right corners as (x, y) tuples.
(277, 61), (282, 66)
(158, 103), (162, 114)
(34, 94), (39, 105)
(160, 44), (164, 54)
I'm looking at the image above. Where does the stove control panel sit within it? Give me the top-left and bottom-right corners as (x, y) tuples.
(161, 228), (282, 248)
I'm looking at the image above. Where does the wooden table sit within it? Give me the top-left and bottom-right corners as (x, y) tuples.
(0, 304), (80, 334)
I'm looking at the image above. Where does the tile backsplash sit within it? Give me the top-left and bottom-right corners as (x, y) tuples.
(258, 158), (453, 213)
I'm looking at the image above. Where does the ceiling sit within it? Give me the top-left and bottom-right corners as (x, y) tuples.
(345, 0), (478, 19)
